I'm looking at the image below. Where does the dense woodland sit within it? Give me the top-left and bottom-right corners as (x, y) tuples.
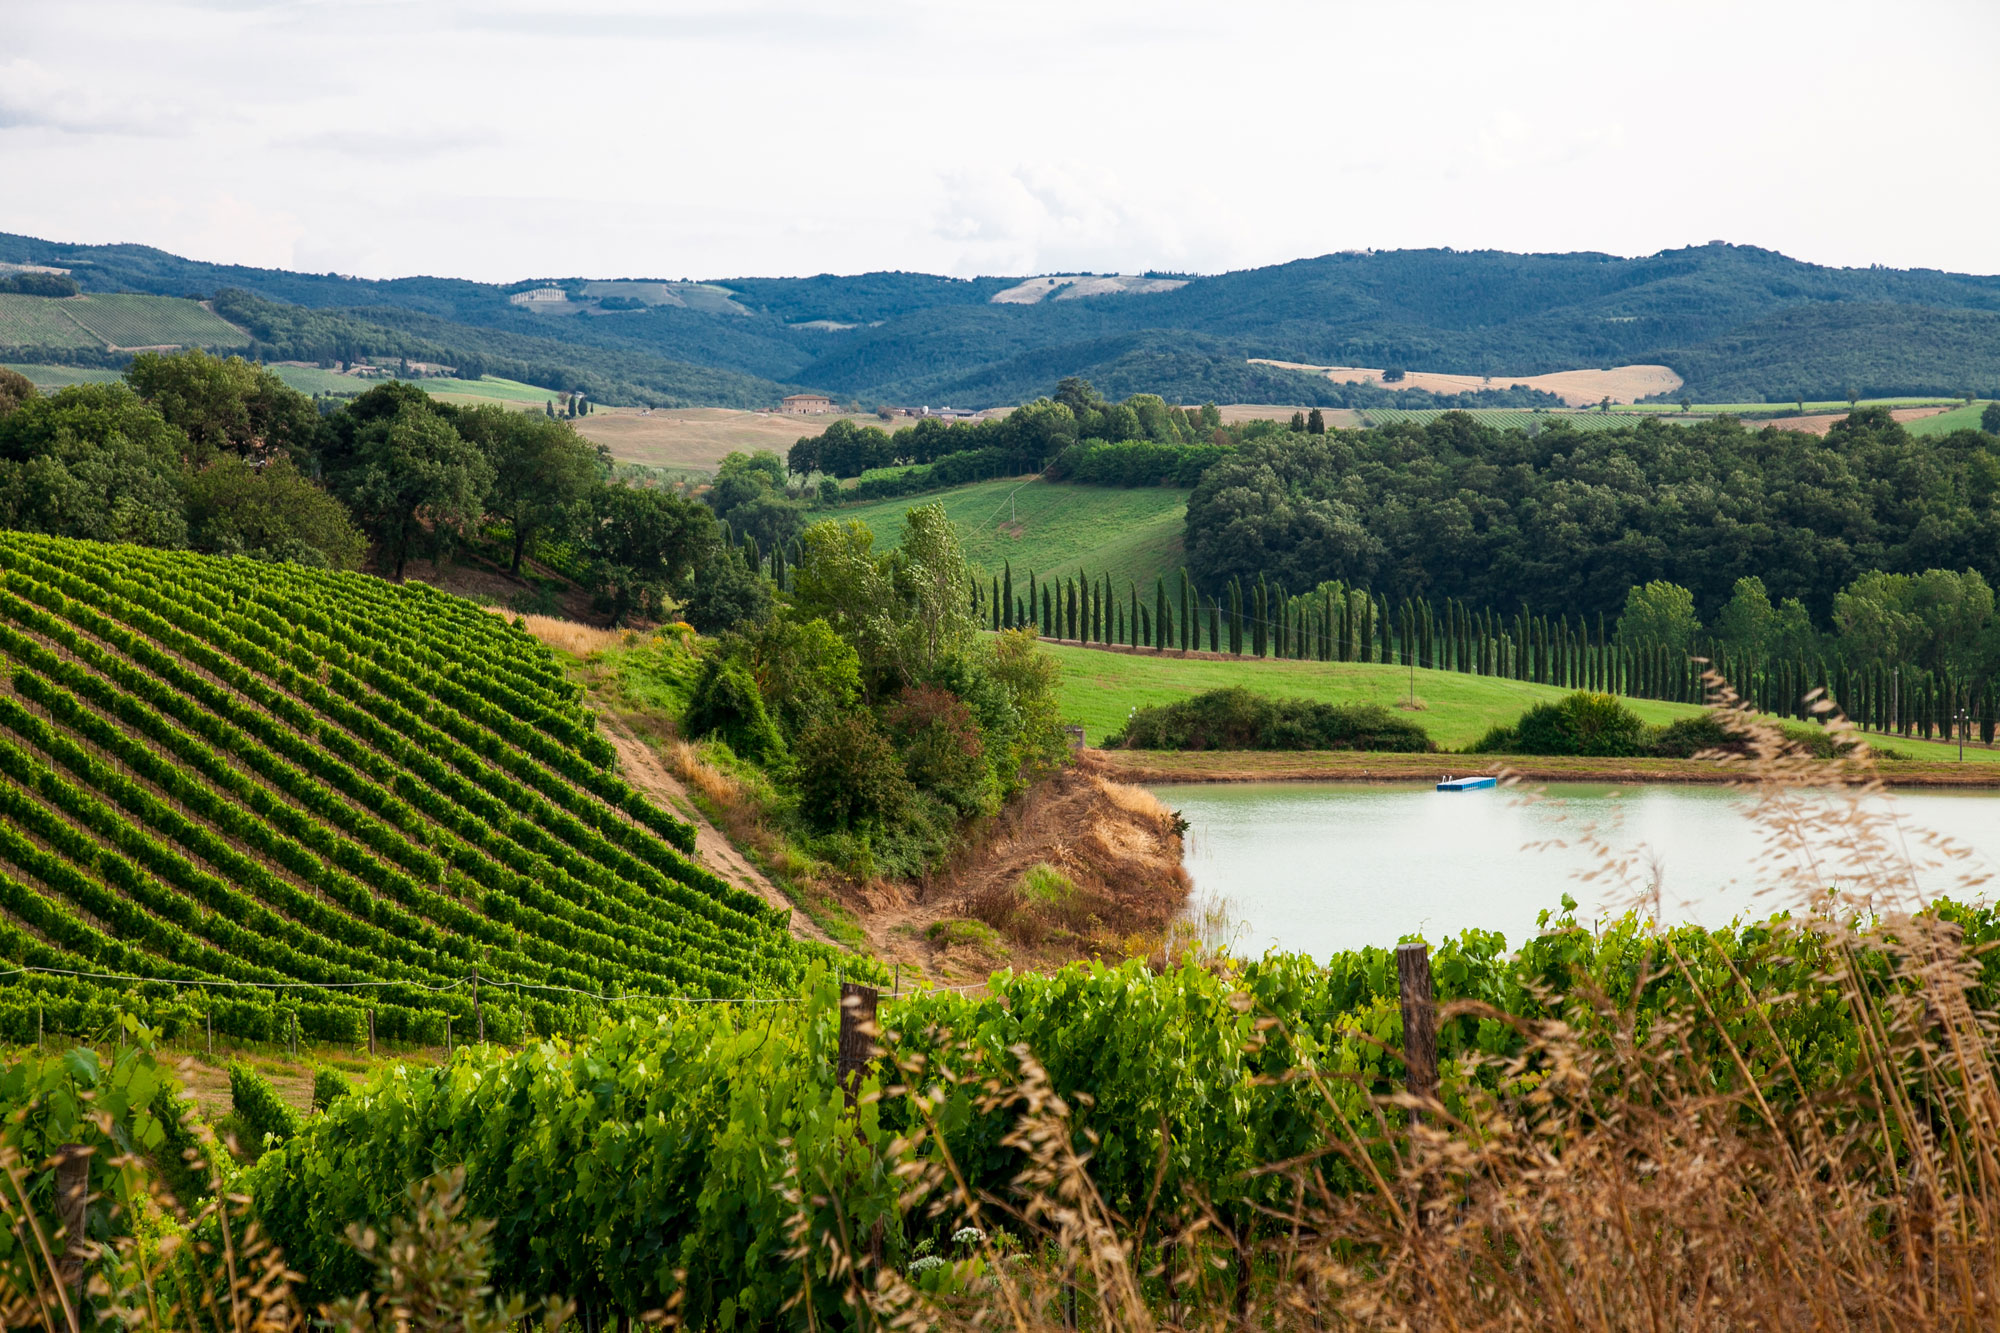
(1184, 408), (2000, 622)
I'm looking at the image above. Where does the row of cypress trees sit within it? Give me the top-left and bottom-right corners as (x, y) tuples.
(967, 561), (2000, 745)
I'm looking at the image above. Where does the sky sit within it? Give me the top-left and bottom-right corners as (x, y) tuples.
(4, 0), (1997, 284)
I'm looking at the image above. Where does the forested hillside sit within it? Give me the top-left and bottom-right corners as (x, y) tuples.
(0, 533), (833, 1044)
(7, 233), (2000, 406)
(1183, 407), (2000, 621)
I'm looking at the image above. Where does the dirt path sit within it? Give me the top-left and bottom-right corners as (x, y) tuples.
(598, 716), (837, 947)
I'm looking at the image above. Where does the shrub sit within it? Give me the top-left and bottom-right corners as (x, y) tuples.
(883, 684), (992, 815)
(793, 714), (912, 832)
(1648, 713), (1738, 758)
(1469, 692), (1647, 756)
(1110, 687), (1434, 752)
(683, 654), (785, 762)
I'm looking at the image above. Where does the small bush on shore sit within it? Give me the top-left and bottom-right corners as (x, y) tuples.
(1107, 687), (1434, 751)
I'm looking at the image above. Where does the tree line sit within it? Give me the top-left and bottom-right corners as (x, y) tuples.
(0, 352), (759, 630)
(956, 560), (2000, 746)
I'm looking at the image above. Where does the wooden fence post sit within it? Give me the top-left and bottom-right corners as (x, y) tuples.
(445, 1017), (452, 1057)
(367, 1008), (376, 1057)
(838, 983), (878, 1108)
(474, 969), (483, 1045)
(204, 1002), (211, 1055)
(55, 1144), (88, 1318)
(1395, 942), (1439, 1122)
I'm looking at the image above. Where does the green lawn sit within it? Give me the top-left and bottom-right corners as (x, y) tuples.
(1042, 641), (2000, 762)
(841, 479), (1190, 589)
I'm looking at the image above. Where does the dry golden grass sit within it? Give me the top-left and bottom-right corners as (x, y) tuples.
(494, 611), (628, 658)
(1250, 359), (1684, 406)
(566, 407), (902, 471)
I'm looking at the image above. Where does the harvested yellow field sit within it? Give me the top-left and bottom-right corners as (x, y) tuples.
(1209, 403), (1363, 428)
(1250, 360), (1683, 406)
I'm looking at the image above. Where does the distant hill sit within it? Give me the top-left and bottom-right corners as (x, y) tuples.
(4, 233), (1999, 407)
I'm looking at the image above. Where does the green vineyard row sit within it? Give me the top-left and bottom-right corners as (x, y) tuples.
(237, 900), (2000, 1327)
(0, 534), (849, 1045)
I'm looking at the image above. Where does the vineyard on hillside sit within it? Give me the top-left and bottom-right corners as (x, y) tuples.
(0, 295), (99, 350)
(57, 294), (250, 349)
(0, 533), (837, 1047)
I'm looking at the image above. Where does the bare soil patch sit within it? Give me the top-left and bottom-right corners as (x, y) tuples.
(1736, 404), (1952, 436)
(853, 760), (1191, 979)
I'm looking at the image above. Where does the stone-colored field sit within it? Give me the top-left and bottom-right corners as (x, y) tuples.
(1250, 360), (1684, 406)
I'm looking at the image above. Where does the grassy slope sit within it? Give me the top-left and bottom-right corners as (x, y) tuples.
(1903, 401), (1989, 437)
(841, 479), (1190, 588)
(1043, 642), (2000, 762)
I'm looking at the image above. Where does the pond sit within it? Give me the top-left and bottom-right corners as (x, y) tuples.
(1151, 780), (2000, 960)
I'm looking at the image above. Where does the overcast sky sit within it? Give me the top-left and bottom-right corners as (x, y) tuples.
(4, 0), (1996, 283)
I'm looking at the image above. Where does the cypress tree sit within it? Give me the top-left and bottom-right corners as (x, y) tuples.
(1002, 562), (1014, 629)
(1155, 578), (1168, 652)
(1359, 595), (1373, 662)
(1228, 580), (1243, 654)
(1251, 577), (1266, 657)
(1208, 596), (1220, 652)
(1130, 583), (1140, 649)
(990, 576), (1001, 631)
(1168, 568), (1184, 652)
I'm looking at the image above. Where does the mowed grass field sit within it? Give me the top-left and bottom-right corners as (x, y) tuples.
(1043, 641), (2000, 763)
(843, 479), (1190, 589)
(1903, 401), (1990, 437)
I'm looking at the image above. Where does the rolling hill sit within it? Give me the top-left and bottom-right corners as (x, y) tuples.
(6, 232), (2000, 408)
(0, 532), (835, 1046)
(841, 479), (1190, 592)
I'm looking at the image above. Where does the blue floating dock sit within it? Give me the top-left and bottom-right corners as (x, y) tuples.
(1436, 775), (1497, 792)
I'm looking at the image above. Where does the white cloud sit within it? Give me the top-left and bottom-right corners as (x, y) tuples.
(2, 0), (1998, 280)
(0, 58), (186, 135)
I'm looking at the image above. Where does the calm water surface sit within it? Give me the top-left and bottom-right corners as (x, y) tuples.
(1151, 781), (2000, 960)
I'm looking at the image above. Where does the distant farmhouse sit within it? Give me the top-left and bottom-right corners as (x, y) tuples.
(782, 392), (834, 414)
(509, 287), (568, 305)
